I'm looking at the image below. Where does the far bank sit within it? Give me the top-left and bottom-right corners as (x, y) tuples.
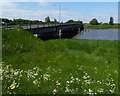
(84, 24), (119, 29)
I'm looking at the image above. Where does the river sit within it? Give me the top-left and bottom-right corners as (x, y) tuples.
(73, 29), (119, 40)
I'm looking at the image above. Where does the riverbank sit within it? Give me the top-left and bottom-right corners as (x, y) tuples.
(2, 28), (118, 94)
(84, 24), (119, 29)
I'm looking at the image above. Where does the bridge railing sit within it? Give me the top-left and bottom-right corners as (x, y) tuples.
(0, 23), (83, 30)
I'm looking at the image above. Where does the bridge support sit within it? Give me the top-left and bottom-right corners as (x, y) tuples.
(58, 30), (62, 39)
(78, 28), (81, 33)
(27, 23), (84, 40)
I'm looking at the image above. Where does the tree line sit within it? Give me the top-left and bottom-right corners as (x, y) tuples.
(0, 18), (43, 25)
(89, 17), (114, 25)
(0, 16), (115, 25)
(0, 16), (83, 25)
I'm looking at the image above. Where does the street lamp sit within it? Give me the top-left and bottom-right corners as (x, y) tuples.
(52, 4), (62, 39)
(53, 5), (61, 24)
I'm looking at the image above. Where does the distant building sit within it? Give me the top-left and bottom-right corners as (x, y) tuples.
(83, 23), (88, 24)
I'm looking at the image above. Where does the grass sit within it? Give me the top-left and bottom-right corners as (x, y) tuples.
(84, 24), (119, 29)
(2, 28), (118, 95)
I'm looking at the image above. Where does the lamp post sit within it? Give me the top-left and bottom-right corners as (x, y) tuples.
(53, 4), (62, 39)
(59, 5), (61, 24)
(53, 5), (61, 24)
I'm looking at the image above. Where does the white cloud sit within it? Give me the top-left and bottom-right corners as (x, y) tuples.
(37, 2), (52, 6)
(1, 1), (118, 23)
(2, 8), (59, 21)
(2, 8), (118, 22)
(0, 2), (18, 9)
(0, 1), (18, 18)
(2, 7), (118, 23)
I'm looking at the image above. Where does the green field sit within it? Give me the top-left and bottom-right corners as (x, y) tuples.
(2, 28), (118, 95)
(84, 24), (119, 29)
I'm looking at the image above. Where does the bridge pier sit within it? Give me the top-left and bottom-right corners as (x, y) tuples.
(78, 28), (81, 33)
(58, 30), (62, 39)
(27, 23), (84, 40)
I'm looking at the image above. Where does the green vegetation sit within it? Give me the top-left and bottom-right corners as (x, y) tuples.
(84, 24), (119, 29)
(0, 18), (83, 26)
(66, 19), (83, 24)
(89, 18), (99, 25)
(0, 18), (43, 25)
(2, 28), (118, 95)
(87, 17), (117, 29)
(45, 16), (51, 23)
(109, 17), (114, 25)
(0, 18), (12, 24)
(0, 17), (57, 26)
(54, 19), (58, 23)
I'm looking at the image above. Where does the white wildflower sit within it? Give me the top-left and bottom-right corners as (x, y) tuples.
(14, 71), (19, 76)
(66, 81), (70, 84)
(33, 79), (39, 85)
(56, 80), (61, 86)
(75, 78), (79, 81)
(43, 73), (50, 81)
(65, 87), (71, 93)
(52, 89), (57, 94)
(97, 88), (104, 93)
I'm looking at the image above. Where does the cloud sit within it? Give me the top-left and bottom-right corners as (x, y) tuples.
(0, 2), (18, 9)
(1, 1), (118, 23)
(2, 8), (59, 21)
(0, 1), (18, 17)
(2, 7), (118, 23)
(37, 2), (53, 6)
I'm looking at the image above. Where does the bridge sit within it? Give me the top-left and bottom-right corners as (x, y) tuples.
(1, 23), (84, 39)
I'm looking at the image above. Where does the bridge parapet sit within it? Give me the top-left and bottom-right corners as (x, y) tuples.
(1, 23), (84, 30)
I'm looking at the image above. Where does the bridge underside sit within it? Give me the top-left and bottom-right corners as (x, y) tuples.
(27, 24), (84, 40)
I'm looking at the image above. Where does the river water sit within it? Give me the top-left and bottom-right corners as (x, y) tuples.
(73, 29), (119, 40)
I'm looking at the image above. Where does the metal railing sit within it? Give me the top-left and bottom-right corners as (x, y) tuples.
(0, 23), (83, 30)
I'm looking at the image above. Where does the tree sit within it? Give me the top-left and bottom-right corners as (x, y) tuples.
(76, 20), (83, 24)
(33, 20), (40, 24)
(89, 18), (99, 25)
(66, 20), (75, 23)
(109, 17), (114, 25)
(54, 19), (57, 23)
(2, 18), (12, 24)
(45, 16), (50, 23)
(13, 19), (23, 24)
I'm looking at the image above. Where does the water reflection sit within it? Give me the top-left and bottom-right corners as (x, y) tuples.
(73, 29), (119, 40)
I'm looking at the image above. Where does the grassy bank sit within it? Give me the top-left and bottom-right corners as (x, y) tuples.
(84, 24), (119, 29)
(2, 28), (118, 95)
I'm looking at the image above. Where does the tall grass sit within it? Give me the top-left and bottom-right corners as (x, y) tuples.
(2, 28), (118, 95)
(84, 24), (119, 29)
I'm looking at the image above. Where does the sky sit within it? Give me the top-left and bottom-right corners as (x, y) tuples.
(0, 1), (119, 23)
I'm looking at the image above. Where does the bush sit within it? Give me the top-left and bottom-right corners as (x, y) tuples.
(89, 18), (99, 25)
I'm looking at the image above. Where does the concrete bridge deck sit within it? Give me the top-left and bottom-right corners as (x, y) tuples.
(26, 23), (84, 34)
(1, 23), (83, 29)
(1, 23), (84, 39)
